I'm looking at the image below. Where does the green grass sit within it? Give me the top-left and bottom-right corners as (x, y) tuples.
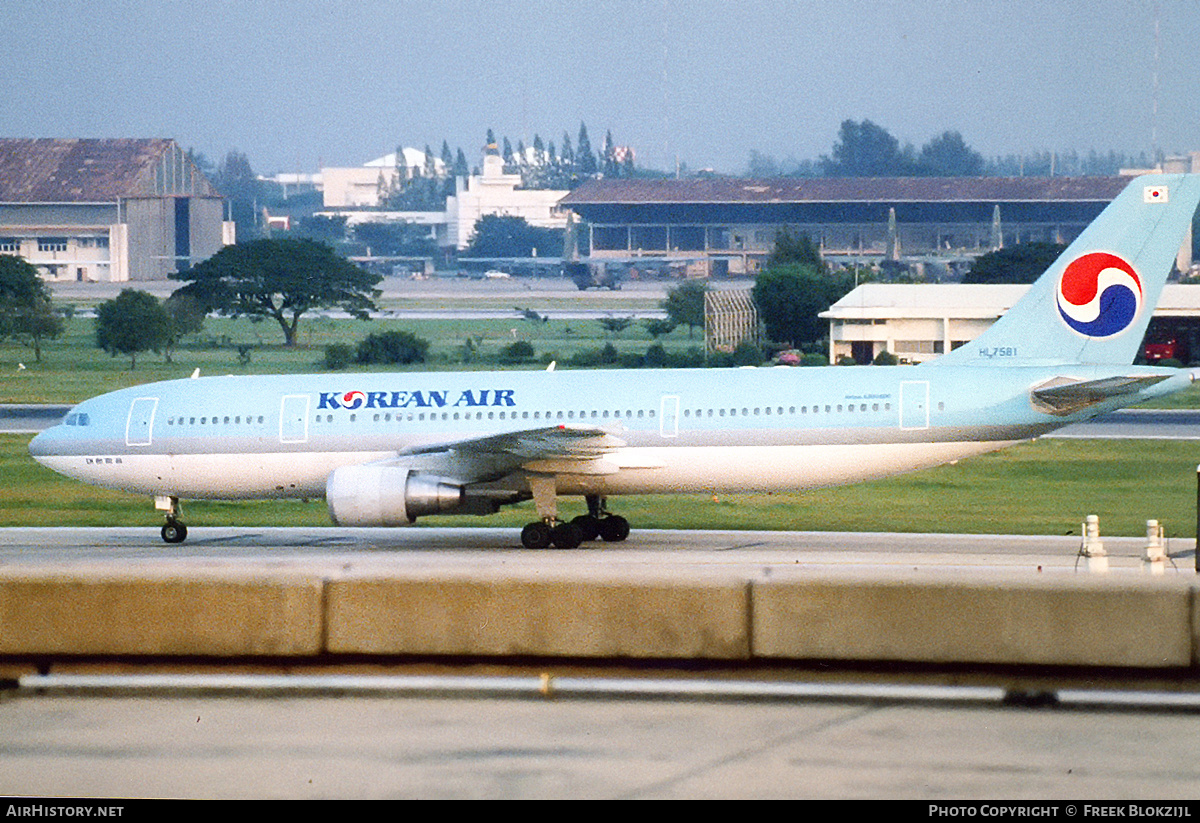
(0, 315), (705, 404)
(5, 434), (1198, 537)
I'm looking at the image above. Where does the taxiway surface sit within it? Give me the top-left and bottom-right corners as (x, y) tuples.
(0, 525), (1192, 574)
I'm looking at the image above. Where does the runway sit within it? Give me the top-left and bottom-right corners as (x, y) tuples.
(0, 525), (1191, 573)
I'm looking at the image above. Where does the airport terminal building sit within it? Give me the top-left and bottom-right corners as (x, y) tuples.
(0, 138), (231, 282)
(559, 176), (1133, 277)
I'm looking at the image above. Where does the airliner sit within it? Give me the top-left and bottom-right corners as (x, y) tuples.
(28, 174), (1200, 548)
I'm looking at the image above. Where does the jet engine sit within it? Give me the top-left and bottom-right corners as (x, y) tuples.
(326, 463), (465, 526)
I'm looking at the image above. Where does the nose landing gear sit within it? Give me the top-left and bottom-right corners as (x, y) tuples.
(156, 495), (188, 544)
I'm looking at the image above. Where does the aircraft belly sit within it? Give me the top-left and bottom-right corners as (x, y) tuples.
(553, 441), (1022, 495)
(167, 451), (395, 498)
(38, 452), (393, 499)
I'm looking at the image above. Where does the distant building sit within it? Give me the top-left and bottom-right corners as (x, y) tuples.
(823, 283), (1200, 365)
(321, 148), (444, 209)
(319, 150), (569, 250)
(444, 154), (570, 249)
(558, 176), (1139, 277)
(0, 138), (231, 281)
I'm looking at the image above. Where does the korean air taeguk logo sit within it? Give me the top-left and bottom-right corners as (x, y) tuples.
(1055, 251), (1143, 338)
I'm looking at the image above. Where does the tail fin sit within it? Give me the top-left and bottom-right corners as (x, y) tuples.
(933, 173), (1200, 366)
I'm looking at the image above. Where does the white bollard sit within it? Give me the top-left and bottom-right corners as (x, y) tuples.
(1143, 519), (1166, 575)
(1081, 514), (1108, 573)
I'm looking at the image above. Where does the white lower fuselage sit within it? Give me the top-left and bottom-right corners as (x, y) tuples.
(32, 439), (1020, 500)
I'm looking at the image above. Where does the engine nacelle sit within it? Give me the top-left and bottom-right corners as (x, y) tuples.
(326, 464), (464, 527)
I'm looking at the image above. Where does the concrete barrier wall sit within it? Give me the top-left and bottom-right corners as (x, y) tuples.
(326, 575), (750, 659)
(0, 568), (1196, 669)
(0, 571), (324, 658)
(752, 576), (1195, 668)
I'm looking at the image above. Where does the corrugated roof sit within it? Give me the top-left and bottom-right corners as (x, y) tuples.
(560, 176), (1132, 206)
(822, 283), (1029, 319)
(0, 138), (217, 202)
(822, 283), (1200, 320)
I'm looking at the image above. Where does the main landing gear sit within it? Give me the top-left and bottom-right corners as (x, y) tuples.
(156, 495), (188, 544)
(519, 487), (630, 550)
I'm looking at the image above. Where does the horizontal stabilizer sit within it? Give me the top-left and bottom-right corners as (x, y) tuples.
(1030, 375), (1171, 415)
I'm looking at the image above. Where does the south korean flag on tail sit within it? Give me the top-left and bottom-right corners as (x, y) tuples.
(1144, 184), (1169, 203)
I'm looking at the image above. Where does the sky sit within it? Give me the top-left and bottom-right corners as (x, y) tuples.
(3, 0), (1197, 176)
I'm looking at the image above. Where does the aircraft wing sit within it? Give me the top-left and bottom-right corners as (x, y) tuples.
(399, 424), (628, 475)
(1030, 375), (1172, 415)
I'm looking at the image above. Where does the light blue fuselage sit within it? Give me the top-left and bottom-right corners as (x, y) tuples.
(28, 362), (1190, 502)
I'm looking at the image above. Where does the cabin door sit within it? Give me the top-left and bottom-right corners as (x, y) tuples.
(899, 381), (930, 430)
(125, 397), (158, 446)
(279, 394), (310, 444)
(659, 395), (680, 438)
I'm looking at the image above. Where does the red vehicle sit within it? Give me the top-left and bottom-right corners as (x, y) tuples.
(1144, 339), (1178, 362)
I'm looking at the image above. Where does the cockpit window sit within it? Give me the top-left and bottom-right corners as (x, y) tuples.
(64, 413), (90, 426)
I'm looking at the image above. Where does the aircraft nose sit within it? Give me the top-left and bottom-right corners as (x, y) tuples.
(28, 428), (52, 462)
(28, 425), (65, 464)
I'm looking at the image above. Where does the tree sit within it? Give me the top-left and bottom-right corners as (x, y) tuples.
(661, 280), (707, 339)
(821, 120), (914, 177)
(752, 264), (855, 348)
(577, 122), (597, 176)
(603, 130), (617, 177)
(767, 229), (827, 271)
(171, 238), (380, 347)
(354, 221), (436, 257)
(597, 316), (633, 336)
(0, 255), (63, 362)
(962, 242), (1066, 284)
(95, 289), (172, 369)
(465, 215), (563, 258)
(917, 131), (984, 177)
(162, 291), (207, 362)
(293, 214), (348, 244)
(211, 150), (262, 241)
(643, 318), (677, 339)
(355, 329), (429, 365)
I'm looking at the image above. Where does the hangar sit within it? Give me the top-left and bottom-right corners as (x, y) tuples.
(559, 176), (1133, 277)
(0, 138), (231, 282)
